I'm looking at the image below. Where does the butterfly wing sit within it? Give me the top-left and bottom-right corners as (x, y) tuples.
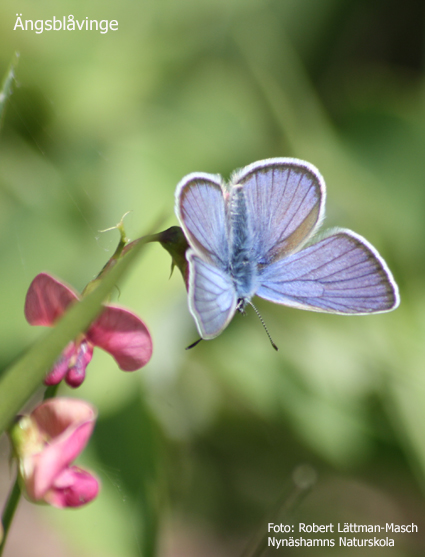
(257, 230), (399, 313)
(175, 172), (229, 266)
(233, 158), (325, 264)
(187, 251), (237, 338)
(176, 172), (235, 338)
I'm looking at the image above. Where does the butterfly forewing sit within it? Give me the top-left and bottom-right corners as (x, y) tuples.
(187, 251), (237, 338)
(176, 173), (229, 266)
(234, 159), (325, 264)
(257, 230), (399, 313)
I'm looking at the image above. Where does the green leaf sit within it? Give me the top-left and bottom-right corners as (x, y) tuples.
(0, 233), (151, 436)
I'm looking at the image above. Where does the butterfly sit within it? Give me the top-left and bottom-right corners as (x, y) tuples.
(175, 158), (399, 343)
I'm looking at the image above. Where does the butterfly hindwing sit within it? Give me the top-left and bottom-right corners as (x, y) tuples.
(234, 158), (325, 264)
(257, 230), (399, 313)
(187, 251), (237, 339)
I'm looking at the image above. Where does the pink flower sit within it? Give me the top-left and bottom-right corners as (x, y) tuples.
(10, 398), (99, 508)
(25, 273), (153, 387)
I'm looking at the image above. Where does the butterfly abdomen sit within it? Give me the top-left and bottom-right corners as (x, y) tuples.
(228, 185), (257, 301)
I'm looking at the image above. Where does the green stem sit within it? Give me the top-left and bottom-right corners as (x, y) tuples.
(240, 466), (316, 557)
(94, 222), (129, 278)
(0, 474), (21, 556)
(43, 384), (59, 400)
(121, 234), (158, 256)
(81, 215), (157, 297)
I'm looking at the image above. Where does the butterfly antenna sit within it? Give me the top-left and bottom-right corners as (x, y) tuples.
(186, 338), (203, 350)
(247, 301), (278, 351)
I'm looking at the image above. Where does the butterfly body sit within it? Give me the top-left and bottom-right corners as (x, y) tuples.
(175, 158), (399, 340)
(227, 184), (258, 309)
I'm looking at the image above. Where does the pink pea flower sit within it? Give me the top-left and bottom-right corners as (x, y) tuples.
(25, 272), (153, 388)
(10, 398), (99, 508)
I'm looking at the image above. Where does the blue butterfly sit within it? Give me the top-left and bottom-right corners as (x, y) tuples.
(175, 158), (399, 342)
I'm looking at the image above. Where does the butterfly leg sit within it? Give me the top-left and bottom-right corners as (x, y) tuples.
(236, 298), (247, 315)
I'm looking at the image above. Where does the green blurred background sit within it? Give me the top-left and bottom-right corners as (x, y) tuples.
(0, 0), (425, 555)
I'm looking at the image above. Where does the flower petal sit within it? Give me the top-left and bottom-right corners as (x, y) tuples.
(87, 305), (153, 371)
(24, 273), (79, 326)
(44, 466), (99, 508)
(31, 398), (96, 439)
(30, 399), (96, 499)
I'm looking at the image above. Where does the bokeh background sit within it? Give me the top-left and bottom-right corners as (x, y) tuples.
(0, 0), (425, 555)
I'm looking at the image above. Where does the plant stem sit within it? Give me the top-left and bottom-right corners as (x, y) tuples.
(240, 465), (316, 557)
(0, 474), (21, 556)
(43, 384), (59, 400)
